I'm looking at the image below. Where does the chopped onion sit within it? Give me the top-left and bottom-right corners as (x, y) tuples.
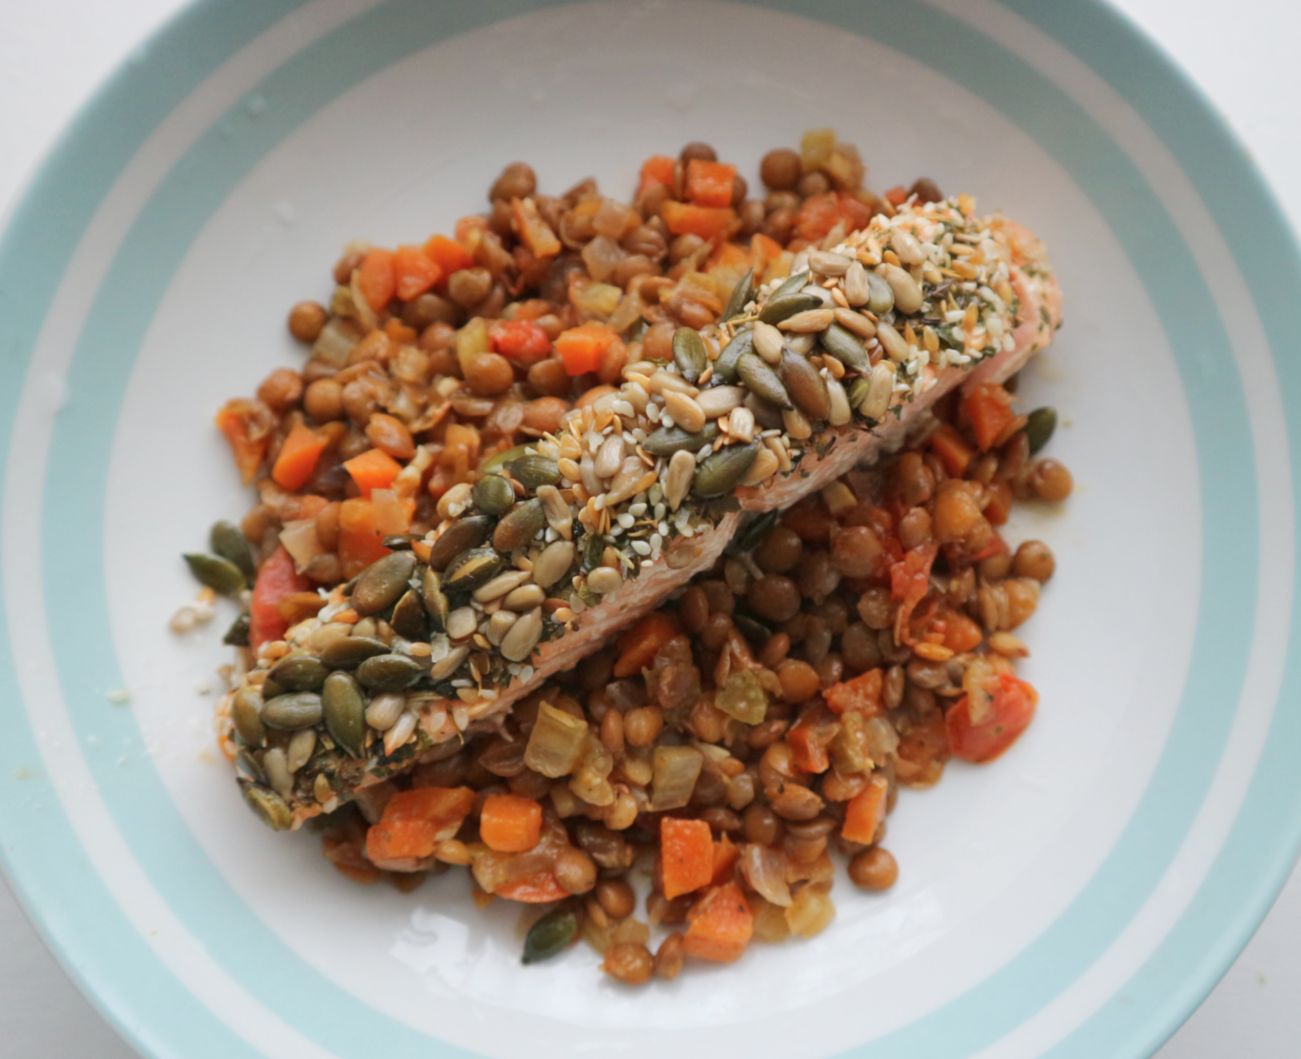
(312, 317), (362, 367)
(278, 518), (321, 571)
(964, 658), (996, 725)
(785, 885), (836, 938)
(740, 844), (792, 907)
(370, 489), (410, 535)
(650, 745), (703, 811)
(580, 235), (624, 283)
(716, 669), (769, 725)
(524, 703), (589, 778)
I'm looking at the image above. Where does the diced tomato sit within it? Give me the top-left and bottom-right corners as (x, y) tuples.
(794, 192), (872, 243)
(946, 673), (1038, 763)
(963, 383), (1016, 452)
(787, 707), (840, 771)
(929, 424), (974, 478)
(248, 546), (310, 649)
(823, 668), (883, 716)
(637, 154), (676, 197)
(685, 160), (736, 208)
(495, 871), (568, 903)
(490, 319), (552, 364)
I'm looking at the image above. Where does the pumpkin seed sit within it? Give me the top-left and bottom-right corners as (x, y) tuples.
(672, 326), (707, 383)
(522, 907), (578, 964)
(819, 322), (869, 372)
(260, 678), (285, 702)
(879, 262), (923, 314)
(428, 515), (493, 570)
(356, 653), (424, 691)
(209, 520), (255, 579)
(777, 308), (834, 333)
(234, 750), (265, 786)
(877, 321), (910, 363)
(780, 351), (830, 420)
(752, 320), (784, 364)
(261, 691), (323, 730)
(643, 421), (719, 457)
(847, 376), (871, 414)
(473, 474), (516, 516)
(364, 691), (406, 730)
(222, 612), (250, 647)
(722, 268), (755, 321)
(286, 728), (316, 773)
(737, 353), (792, 408)
(268, 654), (328, 692)
(493, 498), (545, 552)
(500, 607), (544, 662)
(713, 329), (752, 383)
(420, 567), (449, 631)
(320, 635), (389, 669)
(442, 547), (504, 591)
(182, 552), (245, 595)
(663, 390), (706, 433)
(322, 671), (366, 757)
(664, 449), (696, 511)
(745, 392), (784, 430)
(231, 687), (265, 747)
(352, 551), (417, 615)
(390, 588), (428, 640)
(695, 386), (745, 419)
(1026, 406), (1057, 454)
(245, 786), (292, 831)
(843, 261), (870, 306)
(481, 444), (530, 474)
(429, 646), (470, 682)
(759, 292), (822, 325)
(580, 534), (607, 571)
(531, 540), (576, 589)
(693, 441), (760, 498)
(863, 269), (895, 314)
(732, 510), (778, 555)
(770, 269), (811, 300)
(507, 454), (561, 490)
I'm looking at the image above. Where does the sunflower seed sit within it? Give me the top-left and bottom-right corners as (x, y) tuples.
(663, 390), (706, 433)
(535, 484), (572, 540)
(782, 407), (813, 440)
(436, 481), (474, 520)
(843, 261), (870, 307)
(879, 262), (923, 314)
(268, 654), (328, 692)
(672, 326), (708, 383)
(209, 520), (255, 579)
(390, 588), (428, 640)
(357, 653), (424, 691)
(428, 515), (493, 570)
(363, 691), (406, 731)
(351, 551), (417, 615)
(759, 292), (823, 325)
(446, 606), (478, 640)
(595, 435), (625, 479)
(507, 454), (562, 489)
(322, 671), (366, 757)
(770, 269), (811, 300)
(752, 320), (784, 364)
(877, 320), (910, 362)
(643, 422), (719, 457)
(493, 498), (545, 552)
(780, 351), (830, 419)
(383, 711), (418, 756)
(826, 377), (852, 427)
(727, 406), (756, 442)
(531, 540), (576, 589)
(286, 728), (317, 774)
(231, 687), (265, 747)
(261, 691), (323, 730)
(693, 441), (760, 498)
(501, 607), (544, 662)
(472, 474), (516, 516)
(182, 553), (245, 595)
(737, 353), (792, 408)
(320, 635), (389, 670)
(808, 249), (852, 276)
(429, 645), (470, 683)
(245, 785), (292, 831)
(486, 609), (518, 646)
(557, 457), (582, 482)
(473, 569), (530, 603)
(664, 449), (696, 511)
(420, 567), (449, 630)
(778, 308), (834, 333)
(722, 268), (755, 320)
(864, 269), (895, 314)
(443, 547), (505, 591)
(696, 386), (745, 419)
(890, 228), (925, 267)
(819, 322), (869, 372)
(587, 566), (623, 595)
(713, 328), (753, 382)
(862, 362), (896, 419)
(740, 446), (781, 486)
(503, 584), (546, 610)
(832, 305), (876, 339)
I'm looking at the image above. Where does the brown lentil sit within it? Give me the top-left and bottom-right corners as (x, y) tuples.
(849, 847), (899, 891)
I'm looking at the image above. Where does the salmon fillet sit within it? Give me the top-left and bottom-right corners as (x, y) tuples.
(220, 198), (1061, 830)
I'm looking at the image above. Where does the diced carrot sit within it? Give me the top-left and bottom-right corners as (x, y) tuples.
(823, 668), (883, 716)
(889, 542), (938, 644)
(214, 398), (272, 484)
(685, 160), (736, 208)
(929, 423), (974, 478)
(337, 498), (391, 577)
(661, 201), (737, 241)
(270, 422), (327, 491)
(787, 707), (839, 772)
(496, 872), (568, 903)
(424, 233), (475, 275)
(750, 232), (783, 273)
(661, 817), (715, 900)
(490, 319), (552, 364)
(356, 248), (396, 312)
(392, 244), (442, 301)
(942, 610), (984, 654)
(841, 775), (889, 844)
(365, 787), (475, 864)
(479, 794), (543, 853)
(637, 154), (676, 197)
(383, 318), (418, 344)
(511, 197), (561, 258)
(884, 185), (908, 206)
(963, 383), (1016, 452)
(794, 192), (873, 243)
(613, 611), (682, 678)
(554, 322), (617, 377)
(364, 818), (434, 865)
(708, 240), (751, 276)
(684, 882), (753, 964)
(248, 545), (310, 649)
(343, 448), (402, 498)
(711, 835), (739, 886)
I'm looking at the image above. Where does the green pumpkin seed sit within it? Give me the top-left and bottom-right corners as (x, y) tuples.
(642, 421), (719, 457)
(759, 291), (823, 325)
(231, 687), (265, 747)
(209, 520), (255, 579)
(381, 534), (415, 551)
(713, 328), (753, 383)
(1026, 406), (1057, 454)
(722, 267), (755, 321)
(580, 534), (607, 572)
(351, 551), (417, 615)
(737, 353), (791, 408)
(442, 547), (504, 592)
(730, 510), (779, 555)
(507, 454), (561, 490)
(244, 786), (292, 831)
(320, 635), (389, 670)
(522, 907), (578, 964)
(672, 326), (708, 383)
(428, 515), (493, 570)
(356, 653), (424, 691)
(481, 444), (530, 474)
(268, 654), (328, 692)
(848, 376), (871, 414)
(780, 351), (830, 420)
(473, 473), (516, 516)
(693, 441), (760, 498)
(771, 269), (811, 301)
(182, 552), (245, 595)
(864, 269), (895, 314)
(733, 613), (772, 644)
(493, 498), (545, 552)
(390, 588), (428, 640)
(259, 678), (285, 702)
(420, 567), (449, 630)
(322, 671), (366, 758)
(819, 322), (869, 372)
(234, 750), (265, 785)
(261, 691), (323, 730)
(222, 612), (250, 647)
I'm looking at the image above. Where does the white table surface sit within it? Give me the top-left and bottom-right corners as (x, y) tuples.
(2, 2), (1297, 1056)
